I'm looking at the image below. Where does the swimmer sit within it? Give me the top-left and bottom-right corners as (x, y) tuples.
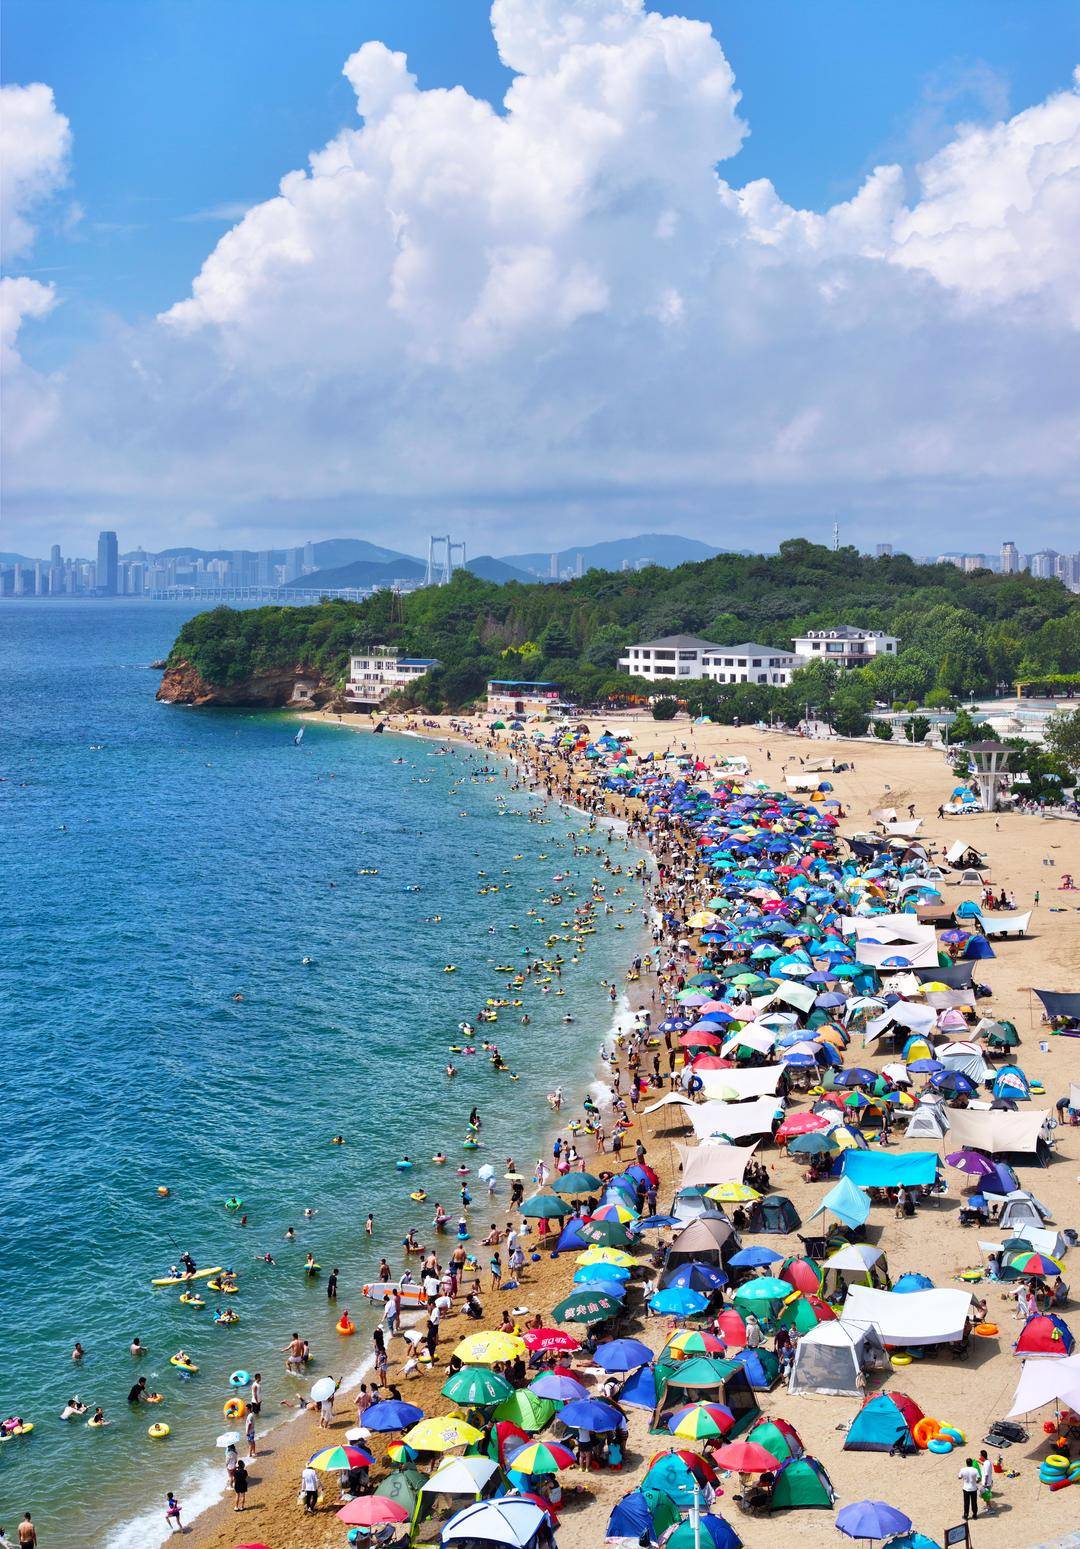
(72, 1342), (85, 1362)
(446, 1063), (457, 1078)
(285, 1226), (296, 1241)
(303, 1207), (316, 1219)
(331, 1134), (345, 1145)
(130, 1337), (146, 1357)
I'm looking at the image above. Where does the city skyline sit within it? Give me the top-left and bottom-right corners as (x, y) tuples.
(3, 1), (1079, 557)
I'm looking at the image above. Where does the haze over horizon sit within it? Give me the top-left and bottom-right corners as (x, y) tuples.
(2, 0), (1079, 557)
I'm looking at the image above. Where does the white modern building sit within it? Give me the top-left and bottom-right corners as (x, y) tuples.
(619, 634), (801, 686)
(346, 646), (440, 704)
(790, 626), (898, 668)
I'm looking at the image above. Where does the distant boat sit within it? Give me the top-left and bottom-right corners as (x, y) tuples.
(293, 727), (305, 746)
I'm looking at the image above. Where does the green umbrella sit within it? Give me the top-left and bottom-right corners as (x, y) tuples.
(552, 1288), (622, 1324)
(492, 1390), (556, 1433)
(441, 1367), (513, 1407)
(520, 1193), (570, 1219)
(552, 1171), (603, 1195)
(577, 1218), (632, 1246)
(733, 1277), (790, 1303)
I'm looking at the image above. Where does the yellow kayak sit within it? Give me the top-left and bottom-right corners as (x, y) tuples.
(152, 1267), (223, 1287)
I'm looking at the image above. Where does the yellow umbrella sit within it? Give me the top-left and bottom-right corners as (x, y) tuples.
(452, 1330), (526, 1365)
(575, 1246), (635, 1268)
(704, 1182), (761, 1204)
(687, 911), (718, 929)
(402, 1415), (483, 1452)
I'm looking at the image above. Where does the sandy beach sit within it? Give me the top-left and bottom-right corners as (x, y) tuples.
(173, 710), (1080, 1549)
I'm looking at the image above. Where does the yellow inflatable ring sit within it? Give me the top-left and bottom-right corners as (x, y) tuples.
(148, 1423), (170, 1439)
(974, 1322), (998, 1336)
(890, 1353), (912, 1367)
(223, 1398), (246, 1421)
(939, 1426), (965, 1444)
(1046, 1454), (1070, 1470)
(913, 1418), (941, 1449)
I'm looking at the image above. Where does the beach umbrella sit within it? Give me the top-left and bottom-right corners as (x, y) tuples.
(945, 1150), (997, 1178)
(590, 1201), (638, 1224)
(441, 1367), (513, 1407)
(215, 1430), (242, 1448)
(384, 1440), (419, 1466)
(710, 1439), (781, 1473)
(520, 1193), (569, 1219)
(667, 1516), (743, 1549)
(663, 1262), (728, 1294)
(521, 1326), (580, 1353)
(775, 1112), (830, 1141)
(402, 1415), (483, 1452)
(576, 1245), (635, 1267)
(564, 1275), (626, 1299)
(507, 1439), (576, 1475)
(650, 1287), (709, 1316)
(529, 1372), (588, 1403)
(729, 1246), (783, 1268)
(577, 1217), (632, 1246)
(1006, 1251), (1063, 1278)
(558, 1398), (624, 1432)
(734, 1276), (791, 1302)
(440, 1497), (549, 1545)
(454, 1330), (526, 1364)
(551, 1171), (602, 1195)
(667, 1402), (736, 1440)
(336, 1496), (410, 1526)
(836, 1501), (913, 1541)
(309, 1377), (337, 1402)
(308, 1443), (375, 1471)
(594, 1337), (654, 1371)
(574, 1260), (630, 1283)
(665, 1329), (726, 1357)
(703, 1182), (761, 1204)
(552, 1288), (622, 1323)
(788, 1132), (838, 1156)
(362, 1398), (424, 1431)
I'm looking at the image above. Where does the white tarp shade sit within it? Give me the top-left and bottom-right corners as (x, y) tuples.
(880, 819), (923, 837)
(946, 841), (984, 865)
(923, 990), (977, 1010)
(870, 807), (897, 823)
(945, 1109), (1050, 1156)
(641, 1092), (695, 1115)
(844, 914), (936, 944)
(803, 758), (836, 773)
(698, 1067), (783, 1101)
(857, 939), (940, 969)
(843, 1286), (973, 1346)
(676, 1143), (754, 1188)
(1006, 1353), (1080, 1417)
(785, 774), (822, 792)
(721, 1026), (776, 1057)
(980, 911), (1031, 938)
(978, 1228), (1068, 1261)
(688, 1096), (780, 1142)
(754, 982), (817, 1014)
(1071, 1083), (1080, 1110)
(864, 1002), (937, 1044)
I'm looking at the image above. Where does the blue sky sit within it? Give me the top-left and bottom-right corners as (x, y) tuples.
(3, 0), (1079, 556)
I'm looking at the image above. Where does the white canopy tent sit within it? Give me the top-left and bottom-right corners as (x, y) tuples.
(688, 1096), (781, 1143)
(1006, 1354), (1080, 1418)
(787, 1321), (886, 1396)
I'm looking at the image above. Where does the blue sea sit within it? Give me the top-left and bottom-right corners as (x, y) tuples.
(0, 601), (641, 1547)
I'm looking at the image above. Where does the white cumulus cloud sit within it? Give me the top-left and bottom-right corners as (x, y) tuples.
(3, 1), (1080, 554)
(1, 81), (72, 260)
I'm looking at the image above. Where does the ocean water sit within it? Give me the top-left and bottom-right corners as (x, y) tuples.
(0, 601), (642, 1547)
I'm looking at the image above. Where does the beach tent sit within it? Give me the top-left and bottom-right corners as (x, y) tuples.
(978, 1226), (1067, 1262)
(727, 1348), (781, 1390)
(957, 868), (984, 886)
(665, 1216), (735, 1268)
(938, 1042), (991, 1084)
(946, 842), (984, 869)
(992, 1191), (1053, 1233)
(439, 1496), (554, 1547)
(748, 1194), (801, 1234)
(650, 1355), (759, 1434)
(842, 1287), (972, 1347)
(992, 1065), (1032, 1102)
(820, 1244), (886, 1300)
(745, 1415), (804, 1462)
(904, 1103), (949, 1140)
(787, 1321), (885, 1396)
(844, 1392), (923, 1453)
(806, 1177), (870, 1232)
(767, 1456), (836, 1512)
(840, 1152), (937, 1189)
(1015, 1314), (1075, 1358)
(961, 933), (995, 959)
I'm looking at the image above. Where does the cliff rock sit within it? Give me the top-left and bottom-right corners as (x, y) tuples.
(157, 659), (334, 707)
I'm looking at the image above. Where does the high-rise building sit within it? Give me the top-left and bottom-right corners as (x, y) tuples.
(34, 560), (44, 595)
(549, 553), (559, 579)
(13, 563), (25, 596)
(256, 550), (274, 587)
(96, 531), (119, 594)
(1000, 541), (1019, 574)
(302, 541), (316, 574)
(50, 544), (61, 567)
(575, 553), (584, 578)
(1029, 549), (1059, 579)
(284, 546), (303, 582)
(875, 543), (893, 557)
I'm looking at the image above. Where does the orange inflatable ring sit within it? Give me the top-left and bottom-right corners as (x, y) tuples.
(336, 1317), (356, 1336)
(223, 1398), (246, 1421)
(974, 1322), (998, 1337)
(913, 1418), (942, 1450)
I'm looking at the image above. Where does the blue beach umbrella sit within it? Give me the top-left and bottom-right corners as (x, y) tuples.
(362, 1399), (425, 1432)
(529, 1372), (588, 1402)
(836, 1501), (913, 1541)
(649, 1287), (709, 1316)
(729, 1246), (783, 1268)
(558, 1398), (624, 1432)
(663, 1261), (728, 1293)
(593, 1338), (653, 1372)
(634, 1214), (681, 1232)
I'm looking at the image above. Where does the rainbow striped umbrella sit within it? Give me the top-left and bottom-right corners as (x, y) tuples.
(666, 1402), (736, 1440)
(507, 1439), (576, 1475)
(308, 1443), (374, 1471)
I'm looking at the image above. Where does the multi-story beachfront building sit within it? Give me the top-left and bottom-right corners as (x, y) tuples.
(346, 647), (440, 704)
(789, 625), (898, 668)
(619, 634), (801, 686)
(486, 680), (564, 717)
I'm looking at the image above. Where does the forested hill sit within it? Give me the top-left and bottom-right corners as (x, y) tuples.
(165, 539), (1079, 716)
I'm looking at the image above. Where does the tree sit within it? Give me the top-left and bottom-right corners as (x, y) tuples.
(833, 700), (870, 737)
(872, 719), (893, 740)
(652, 698), (679, 721)
(906, 715), (931, 744)
(1044, 707), (1080, 773)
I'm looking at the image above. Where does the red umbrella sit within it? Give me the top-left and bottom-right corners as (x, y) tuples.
(691, 1055), (736, 1071)
(712, 1440), (781, 1473)
(336, 1497), (410, 1526)
(522, 1491), (560, 1525)
(523, 1327), (581, 1353)
(491, 1420), (529, 1463)
(775, 1112), (830, 1141)
(715, 1310), (747, 1348)
(680, 1030), (723, 1049)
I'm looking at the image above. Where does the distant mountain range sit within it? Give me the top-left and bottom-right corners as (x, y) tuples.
(10, 532), (729, 586)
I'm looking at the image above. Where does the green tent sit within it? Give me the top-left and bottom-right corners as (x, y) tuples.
(745, 1416), (803, 1463)
(492, 1390), (555, 1432)
(650, 1354), (759, 1435)
(768, 1456), (835, 1512)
